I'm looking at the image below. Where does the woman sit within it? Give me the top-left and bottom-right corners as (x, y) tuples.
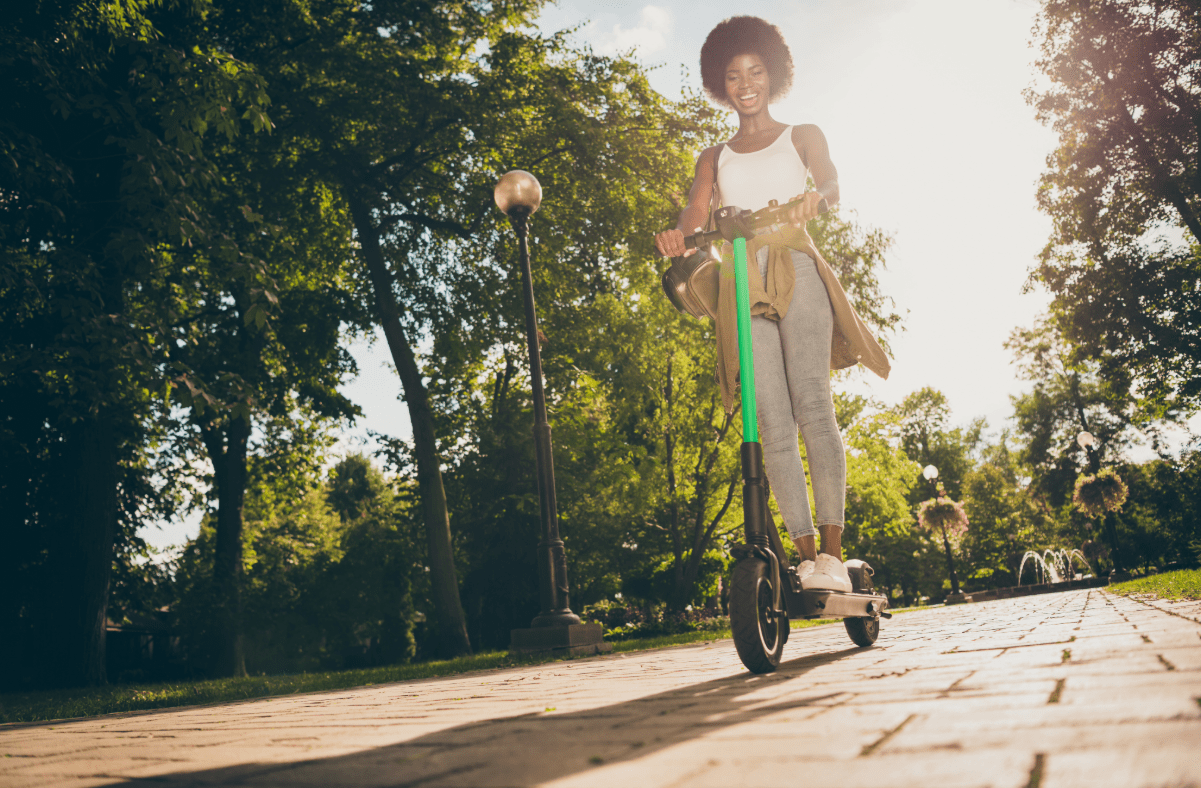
(655, 16), (888, 593)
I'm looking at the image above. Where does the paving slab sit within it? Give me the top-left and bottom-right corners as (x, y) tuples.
(2, 589), (1199, 787)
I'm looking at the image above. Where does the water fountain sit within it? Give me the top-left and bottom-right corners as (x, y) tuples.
(1017, 549), (1095, 586)
(947, 548), (1102, 605)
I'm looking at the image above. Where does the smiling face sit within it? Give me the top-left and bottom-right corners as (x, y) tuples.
(724, 52), (770, 115)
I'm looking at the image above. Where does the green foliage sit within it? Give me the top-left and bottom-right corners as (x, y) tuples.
(893, 387), (983, 502)
(173, 454), (418, 675)
(1, 0), (276, 687)
(958, 444), (1059, 591)
(841, 409), (929, 601)
(1027, 0), (1201, 411)
(1006, 316), (1150, 507)
(581, 600), (728, 642)
(1108, 455), (1201, 572)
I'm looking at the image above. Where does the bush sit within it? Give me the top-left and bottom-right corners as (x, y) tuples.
(917, 496), (969, 538)
(580, 600), (728, 642)
(1073, 468), (1128, 517)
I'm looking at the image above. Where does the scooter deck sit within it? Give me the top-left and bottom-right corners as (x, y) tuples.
(781, 574), (889, 620)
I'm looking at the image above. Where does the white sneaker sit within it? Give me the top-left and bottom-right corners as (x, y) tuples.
(796, 560), (816, 584)
(803, 553), (852, 593)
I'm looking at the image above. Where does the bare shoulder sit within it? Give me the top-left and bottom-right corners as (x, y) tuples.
(791, 123), (828, 147)
(697, 143), (724, 168)
(692, 144), (725, 182)
(791, 124), (832, 170)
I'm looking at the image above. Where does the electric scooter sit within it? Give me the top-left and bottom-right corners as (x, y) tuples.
(665, 199), (891, 674)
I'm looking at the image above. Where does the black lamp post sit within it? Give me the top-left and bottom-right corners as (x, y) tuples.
(923, 464), (960, 596)
(494, 171), (609, 654)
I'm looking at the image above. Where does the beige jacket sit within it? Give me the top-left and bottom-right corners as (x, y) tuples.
(715, 225), (891, 414)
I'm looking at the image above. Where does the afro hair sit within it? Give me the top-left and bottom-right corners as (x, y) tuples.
(700, 16), (794, 109)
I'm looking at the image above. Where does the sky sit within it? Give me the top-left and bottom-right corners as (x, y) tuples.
(141, 0), (1173, 551)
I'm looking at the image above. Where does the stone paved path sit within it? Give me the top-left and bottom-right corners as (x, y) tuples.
(2, 589), (1200, 788)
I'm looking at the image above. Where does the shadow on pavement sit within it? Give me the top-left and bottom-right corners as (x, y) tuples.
(106, 645), (866, 786)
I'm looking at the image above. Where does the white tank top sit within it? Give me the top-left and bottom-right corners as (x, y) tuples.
(716, 125), (809, 212)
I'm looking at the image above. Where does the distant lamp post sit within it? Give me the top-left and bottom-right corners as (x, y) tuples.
(918, 464), (963, 597)
(1076, 430), (1099, 473)
(493, 170), (609, 656)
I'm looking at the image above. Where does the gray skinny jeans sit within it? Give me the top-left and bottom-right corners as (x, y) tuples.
(751, 245), (846, 540)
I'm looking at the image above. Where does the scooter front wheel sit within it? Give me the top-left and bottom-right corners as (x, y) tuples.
(730, 557), (785, 673)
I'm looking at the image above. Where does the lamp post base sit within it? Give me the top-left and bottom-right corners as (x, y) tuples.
(531, 609), (582, 628)
(508, 622), (612, 657)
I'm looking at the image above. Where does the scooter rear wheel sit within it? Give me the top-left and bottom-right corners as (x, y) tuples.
(844, 616), (880, 647)
(730, 558), (785, 673)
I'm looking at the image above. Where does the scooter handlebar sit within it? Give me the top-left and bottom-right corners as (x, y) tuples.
(669, 195), (828, 253)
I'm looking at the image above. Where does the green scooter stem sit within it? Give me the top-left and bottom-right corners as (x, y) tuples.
(732, 237), (759, 443)
(733, 235), (773, 555)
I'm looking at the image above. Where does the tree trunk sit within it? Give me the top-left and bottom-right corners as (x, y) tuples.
(676, 476), (737, 611)
(664, 362), (686, 610)
(349, 198), (471, 657)
(45, 418), (118, 687)
(941, 527), (960, 596)
(203, 416), (251, 677)
(1104, 512), (1124, 572)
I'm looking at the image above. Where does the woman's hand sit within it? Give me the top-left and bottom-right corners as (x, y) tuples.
(786, 192), (826, 227)
(655, 228), (695, 258)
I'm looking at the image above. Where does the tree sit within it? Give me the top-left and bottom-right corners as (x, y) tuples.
(840, 408), (926, 603)
(174, 451), (419, 673)
(1006, 317), (1153, 506)
(1028, 0), (1201, 410)
(166, 158), (362, 676)
(960, 439), (1057, 590)
(0, 0), (268, 686)
(893, 388), (983, 502)
(1115, 454), (1201, 570)
(211, 0), (609, 657)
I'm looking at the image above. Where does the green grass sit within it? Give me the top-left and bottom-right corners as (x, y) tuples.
(1109, 568), (1201, 601)
(0, 652), (522, 726)
(0, 619), (838, 726)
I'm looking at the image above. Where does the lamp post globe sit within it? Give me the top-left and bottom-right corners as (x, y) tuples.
(1076, 431), (1095, 449)
(494, 170), (542, 217)
(922, 464), (939, 482)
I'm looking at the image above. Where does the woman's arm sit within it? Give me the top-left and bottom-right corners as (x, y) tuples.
(786, 124), (839, 226)
(654, 145), (722, 258)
